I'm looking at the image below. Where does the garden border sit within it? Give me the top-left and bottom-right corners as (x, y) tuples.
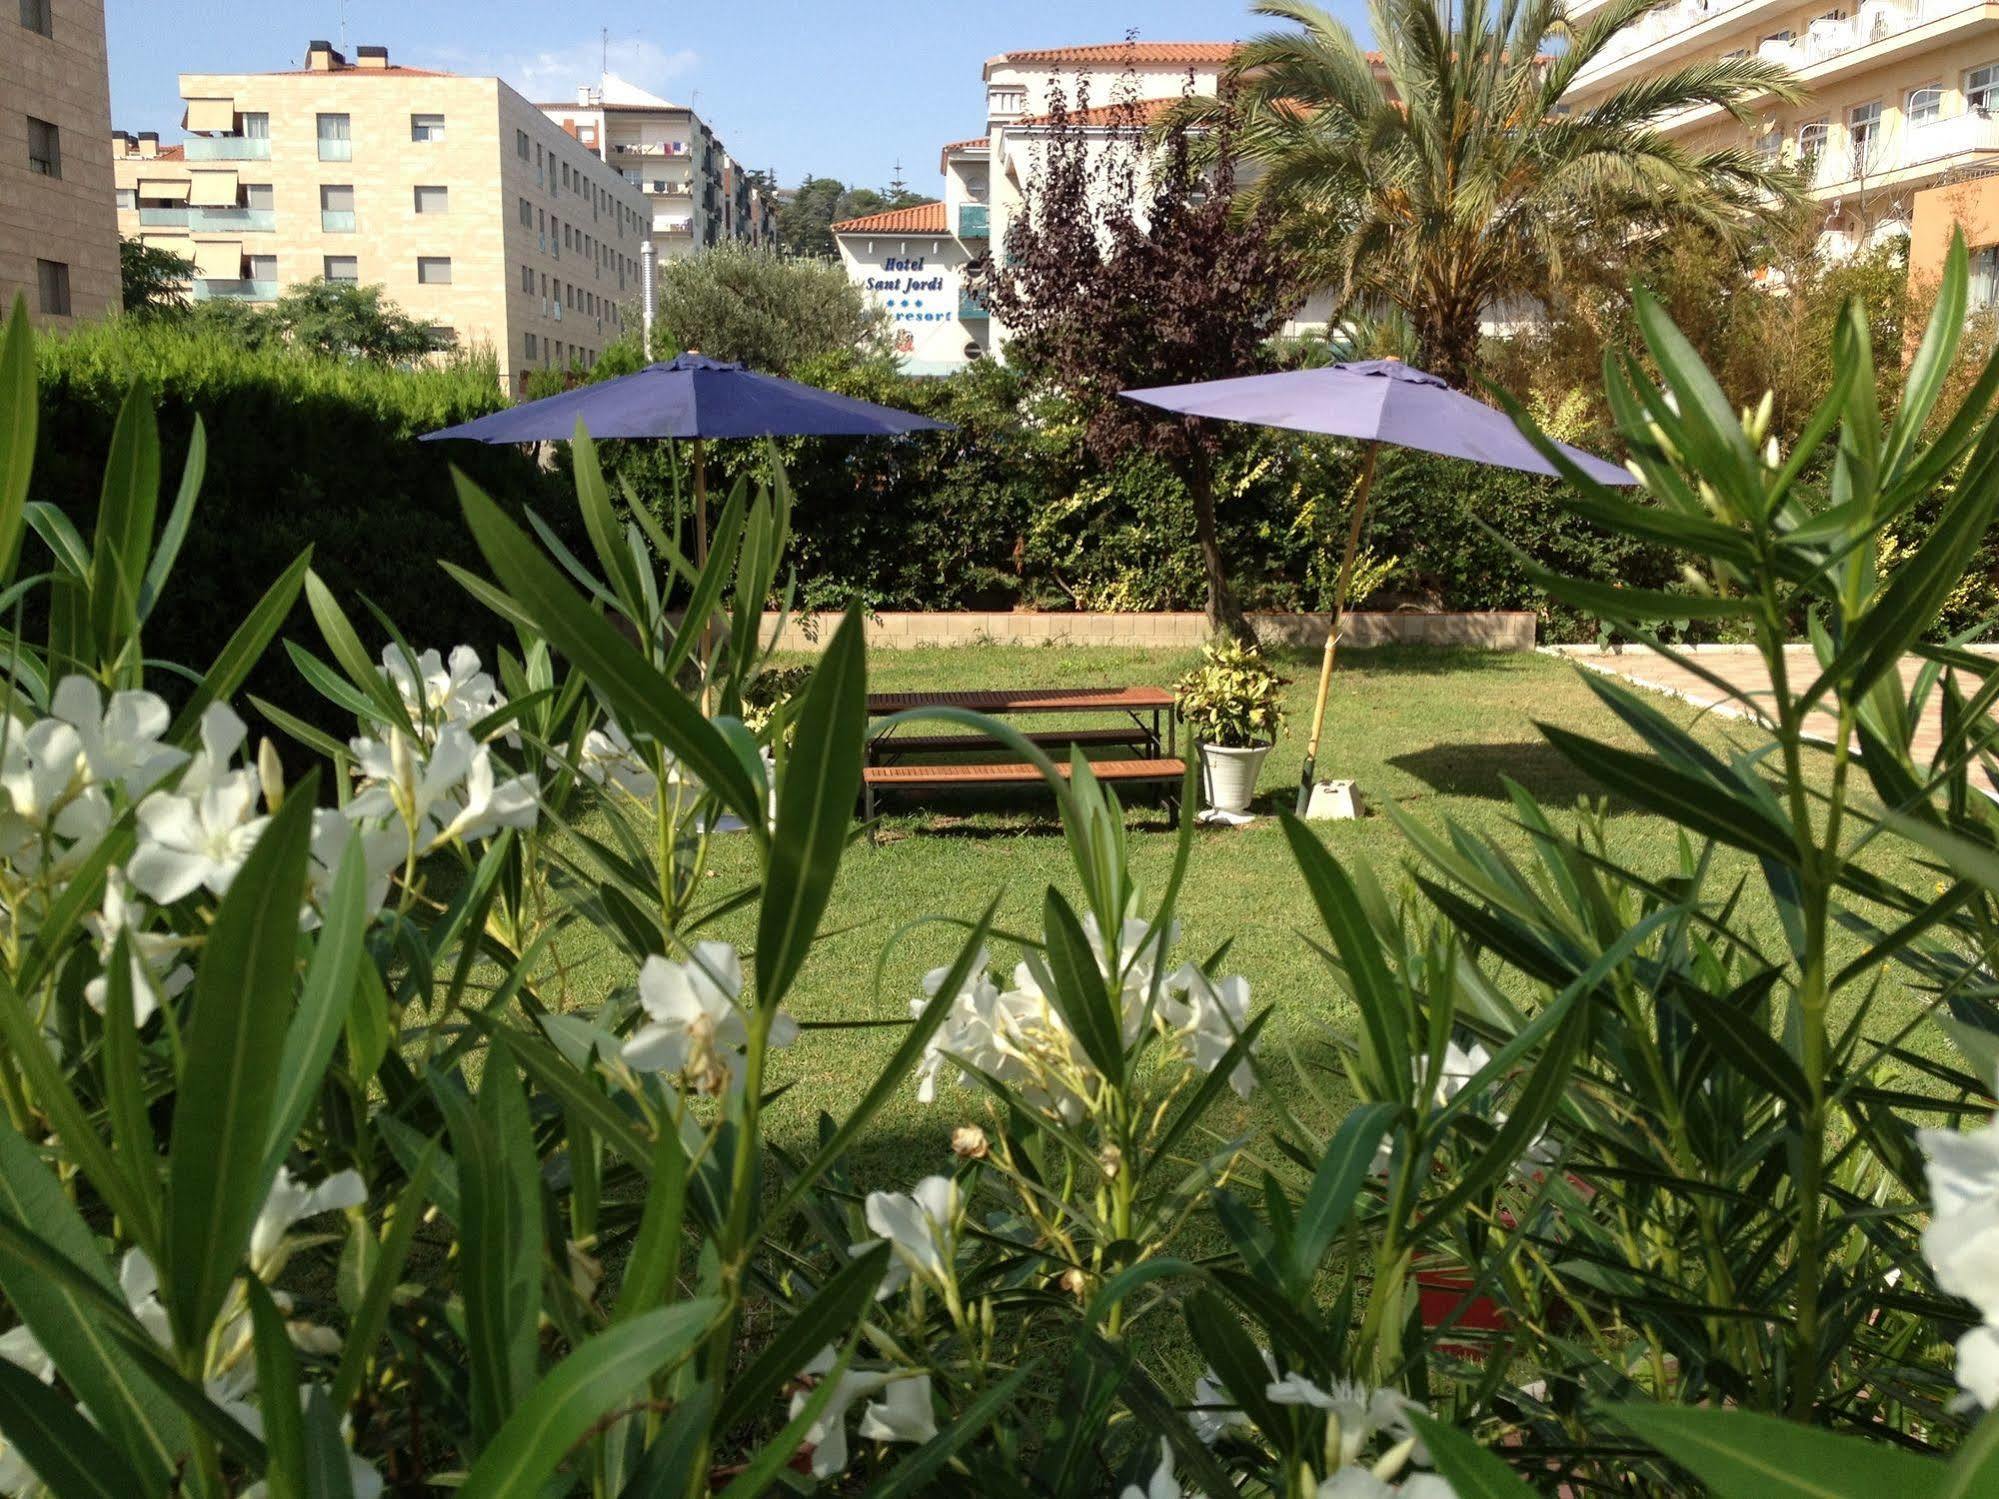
(763, 610), (1538, 652)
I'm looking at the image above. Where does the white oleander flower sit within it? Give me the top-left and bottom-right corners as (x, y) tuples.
(83, 870), (191, 1025)
(380, 644), (503, 741)
(176, 702), (249, 798)
(567, 719), (657, 799)
(349, 725), (537, 851)
(305, 808), (403, 917)
(787, 1347), (895, 1479)
(621, 943), (794, 1096)
(1122, 1438), (1185, 1499)
(857, 1374), (937, 1445)
(49, 675), (183, 796)
(251, 1167), (366, 1271)
(1190, 1359), (1267, 1445)
(432, 742), (538, 844)
(0, 715), (103, 862)
(1265, 1374), (1418, 1466)
(1920, 1079), (1999, 1407)
(1160, 963), (1256, 1097)
(0, 1322), (52, 1495)
(127, 769), (269, 903)
(859, 1175), (960, 1300)
(1318, 1472), (1458, 1499)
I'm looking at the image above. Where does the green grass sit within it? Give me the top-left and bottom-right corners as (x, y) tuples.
(539, 641), (1847, 1187)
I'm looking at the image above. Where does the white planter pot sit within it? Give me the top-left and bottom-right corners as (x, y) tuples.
(1198, 742), (1270, 814)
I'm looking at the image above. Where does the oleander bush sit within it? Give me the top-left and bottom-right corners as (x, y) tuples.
(6, 234), (1999, 1499)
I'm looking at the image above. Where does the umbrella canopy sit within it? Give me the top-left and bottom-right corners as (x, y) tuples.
(421, 352), (954, 443)
(1121, 359), (1632, 486)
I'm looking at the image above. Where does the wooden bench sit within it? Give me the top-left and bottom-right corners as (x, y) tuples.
(862, 757), (1188, 824)
(866, 726), (1154, 764)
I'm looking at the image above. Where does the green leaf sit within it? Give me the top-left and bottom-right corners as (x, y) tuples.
(755, 604), (865, 1010)
(87, 379), (160, 665)
(459, 1300), (721, 1499)
(858, 1361), (1034, 1499)
(301, 1387), (357, 1499)
(100, 931), (161, 1251)
(570, 421), (647, 622)
(262, 836), (370, 1184)
(163, 772), (318, 1349)
(718, 1243), (889, 1433)
(1941, 1407), (1999, 1499)
(303, 570), (407, 728)
(452, 469), (766, 834)
(1183, 1289), (1284, 1442)
(245, 1276), (305, 1499)
(0, 1128), (183, 1490)
(0, 298), (36, 583)
(1609, 1404), (1947, 1498)
(1290, 1100), (1397, 1290)
(330, 1146), (433, 1409)
(1676, 983), (1810, 1110)
(169, 548), (311, 743)
(1280, 812), (1409, 1091)
(0, 1354), (153, 1499)
(138, 417), (203, 624)
(1406, 1410), (1539, 1496)
(611, 1127), (689, 1324)
(1037, 885), (1126, 1087)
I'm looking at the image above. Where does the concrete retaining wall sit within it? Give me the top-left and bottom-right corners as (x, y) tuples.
(761, 610), (1538, 652)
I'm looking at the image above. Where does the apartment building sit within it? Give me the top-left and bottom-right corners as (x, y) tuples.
(3, 0), (120, 326)
(1562, 0), (1999, 253)
(123, 40), (650, 392)
(836, 42), (1354, 374)
(537, 74), (776, 260)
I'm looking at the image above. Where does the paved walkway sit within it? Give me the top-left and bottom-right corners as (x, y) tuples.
(1548, 644), (1993, 767)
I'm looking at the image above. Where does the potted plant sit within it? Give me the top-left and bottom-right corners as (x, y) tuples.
(1173, 638), (1287, 815)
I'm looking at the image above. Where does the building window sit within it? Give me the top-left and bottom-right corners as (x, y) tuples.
(1974, 246), (1999, 310)
(413, 185), (448, 214)
(26, 116), (59, 178)
(320, 184), (356, 231)
(416, 257), (452, 285)
(1972, 64), (1999, 117)
(35, 259), (69, 316)
(18, 0), (51, 36)
(246, 254), (277, 284)
(1797, 118), (1828, 161)
(243, 182), (274, 211)
(427, 325), (455, 347)
(521, 263), (534, 292)
(524, 331), (538, 359)
(241, 112), (269, 139)
(517, 128), (530, 160)
(316, 113), (351, 161)
(115, 187), (136, 210)
(1908, 84), (1942, 126)
(410, 113), (445, 142)
(1848, 100), (1880, 172)
(324, 255), (359, 282)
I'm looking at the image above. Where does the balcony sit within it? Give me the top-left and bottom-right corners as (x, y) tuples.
(958, 291), (990, 319)
(320, 210), (356, 233)
(189, 206), (274, 232)
(193, 278), (277, 302)
(958, 203), (990, 239)
(185, 135), (271, 161)
(659, 219), (694, 236)
(1801, 110), (1999, 191)
(1575, 0), (1941, 91)
(317, 139), (353, 162)
(138, 205), (188, 228)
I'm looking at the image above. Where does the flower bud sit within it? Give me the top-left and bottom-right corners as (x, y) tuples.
(951, 1124), (989, 1160)
(1099, 1143), (1123, 1179)
(1060, 1267), (1088, 1298)
(257, 737), (285, 812)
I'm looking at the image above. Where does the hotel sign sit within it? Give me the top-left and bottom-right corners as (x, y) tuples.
(867, 255), (953, 323)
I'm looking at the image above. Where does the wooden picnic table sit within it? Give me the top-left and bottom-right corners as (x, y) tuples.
(860, 684), (1184, 825)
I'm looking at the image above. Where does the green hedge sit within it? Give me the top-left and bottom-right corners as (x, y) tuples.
(32, 320), (576, 728)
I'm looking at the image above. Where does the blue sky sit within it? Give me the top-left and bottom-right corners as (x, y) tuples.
(105, 0), (1373, 190)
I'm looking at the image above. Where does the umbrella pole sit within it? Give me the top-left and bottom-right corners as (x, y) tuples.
(1295, 441), (1379, 816)
(693, 439), (710, 568)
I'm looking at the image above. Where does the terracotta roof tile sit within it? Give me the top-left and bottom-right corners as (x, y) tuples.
(938, 134), (990, 170)
(830, 200), (948, 234)
(992, 42), (1242, 68)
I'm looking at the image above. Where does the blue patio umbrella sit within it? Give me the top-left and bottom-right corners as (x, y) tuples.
(425, 352), (953, 563)
(1121, 359), (1634, 813)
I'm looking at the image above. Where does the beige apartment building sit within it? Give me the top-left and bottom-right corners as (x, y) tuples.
(120, 40), (651, 393)
(1563, 0), (1999, 253)
(537, 73), (776, 260)
(3, 0), (120, 326)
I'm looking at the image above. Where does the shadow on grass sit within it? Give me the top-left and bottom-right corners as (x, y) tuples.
(1261, 644), (1543, 679)
(1387, 740), (1623, 806)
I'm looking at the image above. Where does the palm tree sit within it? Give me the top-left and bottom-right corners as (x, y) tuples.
(1186, 0), (1806, 387)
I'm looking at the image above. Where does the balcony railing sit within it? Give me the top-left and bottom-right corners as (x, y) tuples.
(317, 139), (353, 162)
(958, 203), (990, 238)
(193, 278), (277, 302)
(320, 209), (356, 233)
(1802, 109), (1999, 188)
(958, 291), (990, 319)
(185, 135), (271, 161)
(1579, 0), (1934, 82)
(189, 206), (274, 232)
(659, 219), (694, 235)
(138, 205), (188, 227)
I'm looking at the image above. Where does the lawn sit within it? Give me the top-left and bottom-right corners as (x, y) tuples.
(540, 640), (1842, 1187)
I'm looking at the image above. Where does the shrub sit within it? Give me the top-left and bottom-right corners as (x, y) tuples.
(654, 244), (890, 375)
(1172, 637), (1287, 747)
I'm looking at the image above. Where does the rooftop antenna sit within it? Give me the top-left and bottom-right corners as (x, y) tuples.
(601, 26), (608, 78)
(337, 0), (347, 51)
